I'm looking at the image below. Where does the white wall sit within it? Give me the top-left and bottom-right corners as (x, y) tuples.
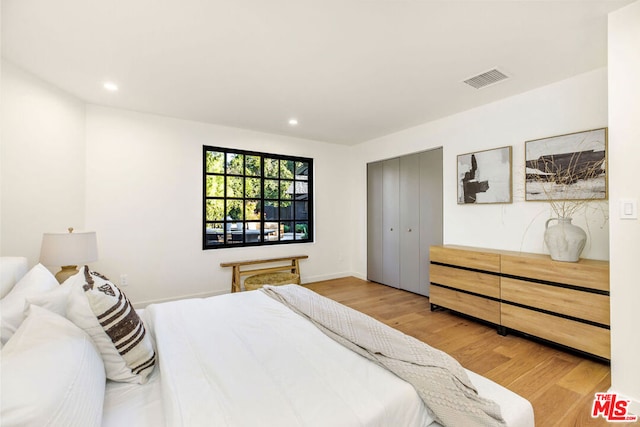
(608, 0), (640, 413)
(350, 67), (610, 277)
(1, 60), (86, 264)
(85, 106), (354, 304)
(0, 62), (355, 305)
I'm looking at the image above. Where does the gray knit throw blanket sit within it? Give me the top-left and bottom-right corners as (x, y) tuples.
(261, 285), (506, 427)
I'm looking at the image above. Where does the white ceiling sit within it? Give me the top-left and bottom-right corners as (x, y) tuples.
(1, 0), (633, 145)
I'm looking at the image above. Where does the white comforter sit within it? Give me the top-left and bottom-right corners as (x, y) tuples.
(144, 290), (434, 427)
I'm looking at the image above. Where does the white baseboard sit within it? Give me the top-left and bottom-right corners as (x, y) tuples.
(133, 272), (368, 309)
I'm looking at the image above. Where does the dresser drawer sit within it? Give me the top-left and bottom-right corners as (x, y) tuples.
(501, 253), (609, 292)
(431, 285), (500, 324)
(430, 246), (500, 273)
(501, 304), (610, 359)
(501, 277), (610, 326)
(430, 264), (500, 299)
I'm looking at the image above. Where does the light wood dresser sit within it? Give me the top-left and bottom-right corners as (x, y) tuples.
(429, 245), (610, 361)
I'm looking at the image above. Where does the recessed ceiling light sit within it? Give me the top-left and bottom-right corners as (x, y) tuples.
(288, 118), (298, 126)
(103, 82), (119, 92)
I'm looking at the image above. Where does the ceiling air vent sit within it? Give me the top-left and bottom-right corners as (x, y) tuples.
(463, 68), (509, 89)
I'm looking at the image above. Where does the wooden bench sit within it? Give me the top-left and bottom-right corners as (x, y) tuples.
(220, 255), (308, 293)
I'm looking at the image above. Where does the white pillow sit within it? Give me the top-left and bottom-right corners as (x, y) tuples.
(0, 263), (58, 344)
(65, 266), (156, 384)
(0, 257), (28, 298)
(25, 281), (72, 317)
(1, 305), (106, 427)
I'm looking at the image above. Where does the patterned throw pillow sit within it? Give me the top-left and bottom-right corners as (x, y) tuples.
(65, 266), (156, 384)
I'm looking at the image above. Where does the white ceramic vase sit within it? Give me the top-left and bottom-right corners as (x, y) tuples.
(544, 217), (587, 262)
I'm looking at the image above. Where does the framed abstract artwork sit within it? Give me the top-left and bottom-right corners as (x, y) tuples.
(457, 146), (512, 204)
(525, 128), (607, 201)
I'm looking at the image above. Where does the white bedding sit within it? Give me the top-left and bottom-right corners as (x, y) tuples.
(149, 291), (432, 426)
(103, 290), (534, 427)
(103, 369), (164, 427)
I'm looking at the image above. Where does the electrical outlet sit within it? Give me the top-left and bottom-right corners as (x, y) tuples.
(120, 274), (129, 286)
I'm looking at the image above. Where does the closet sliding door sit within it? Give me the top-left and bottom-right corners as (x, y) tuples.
(367, 148), (442, 296)
(367, 158), (399, 288)
(399, 154), (420, 294)
(381, 158), (400, 288)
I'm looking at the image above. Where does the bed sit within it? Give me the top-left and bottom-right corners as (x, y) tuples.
(0, 257), (534, 427)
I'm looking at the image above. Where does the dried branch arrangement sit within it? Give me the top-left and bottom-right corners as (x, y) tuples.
(525, 149), (607, 218)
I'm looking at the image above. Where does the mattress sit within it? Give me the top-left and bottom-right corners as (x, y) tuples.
(103, 291), (533, 426)
(104, 364), (532, 427)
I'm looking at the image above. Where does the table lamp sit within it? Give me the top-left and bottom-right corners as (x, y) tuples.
(40, 227), (98, 283)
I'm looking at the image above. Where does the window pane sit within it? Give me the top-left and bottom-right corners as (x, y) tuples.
(280, 180), (293, 200)
(295, 222), (309, 240)
(206, 200), (224, 221)
(247, 232), (262, 244)
(245, 200), (260, 220)
(280, 160), (295, 179)
(226, 176), (243, 198)
(206, 151), (225, 173)
(265, 158), (279, 178)
(295, 161), (308, 180)
(245, 177), (261, 198)
(226, 220), (243, 231)
(293, 181), (308, 200)
(226, 153), (244, 175)
(206, 175), (224, 197)
(205, 222), (224, 245)
(264, 201), (278, 220)
(264, 222), (279, 241)
(246, 155), (261, 176)
(245, 221), (260, 230)
(227, 231), (243, 245)
(264, 179), (279, 199)
(279, 202), (293, 220)
(226, 200), (243, 220)
(294, 202), (308, 220)
(245, 222), (262, 243)
(280, 221), (294, 241)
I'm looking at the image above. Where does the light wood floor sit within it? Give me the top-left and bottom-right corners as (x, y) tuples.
(305, 277), (632, 427)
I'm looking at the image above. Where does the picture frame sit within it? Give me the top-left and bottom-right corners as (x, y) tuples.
(457, 146), (512, 204)
(525, 128), (607, 201)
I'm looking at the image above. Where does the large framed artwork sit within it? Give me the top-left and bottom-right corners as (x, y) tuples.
(525, 128), (607, 201)
(457, 146), (512, 204)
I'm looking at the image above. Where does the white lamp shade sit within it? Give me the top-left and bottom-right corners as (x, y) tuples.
(40, 231), (98, 266)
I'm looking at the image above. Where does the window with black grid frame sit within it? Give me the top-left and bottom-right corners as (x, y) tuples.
(203, 146), (313, 249)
